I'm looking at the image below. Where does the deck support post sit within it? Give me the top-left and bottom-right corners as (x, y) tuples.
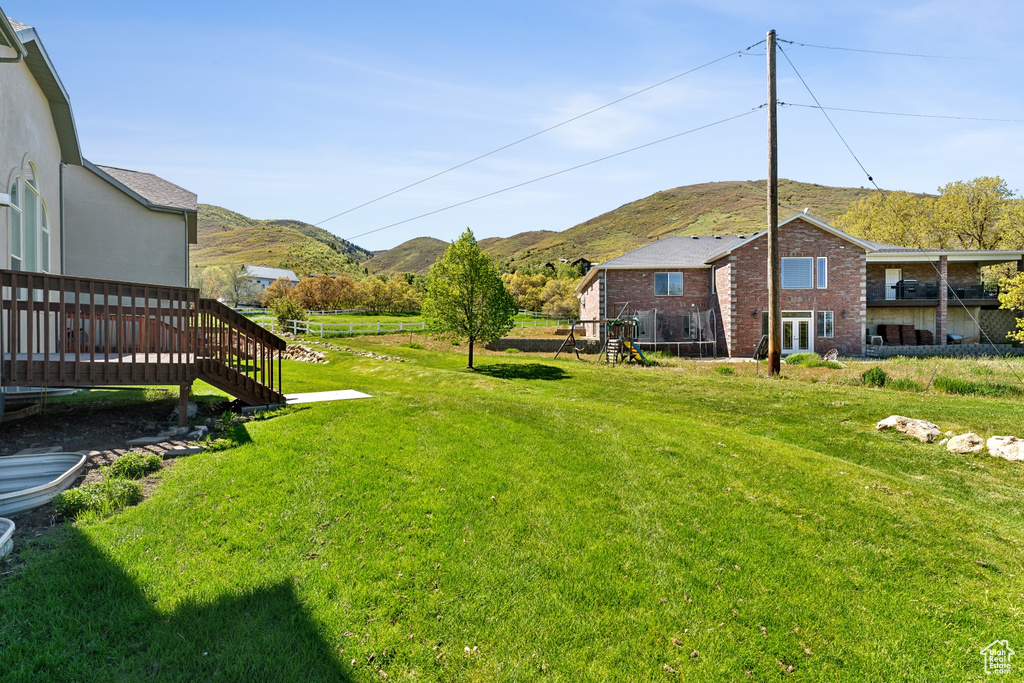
(178, 382), (191, 427)
(937, 256), (948, 346)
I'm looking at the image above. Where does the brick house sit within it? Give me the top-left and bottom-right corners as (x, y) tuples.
(577, 213), (1024, 358)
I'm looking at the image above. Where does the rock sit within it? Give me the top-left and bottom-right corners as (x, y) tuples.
(876, 415), (941, 443)
(126, 436), (167, 447)
(170, 402), (198, 421)
(947, 433), (984, 454)
(987, 436), (1024, 461)
(163, 446), (205, 457)
(938, 438), (948, 445)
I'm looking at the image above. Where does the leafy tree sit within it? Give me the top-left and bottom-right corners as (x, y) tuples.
(835, 177), (1024, 251)
(294, 274), (341, 310)
(502, 272), (548, 311)
(539, 278), (581, 319)
(269, 297), (307, 332)
(423, 229), (517, 369)
(998, 272), (1024, 344)
(189, 266), (223, 299)
(259, 277), (295, 306)
(220, 264), (261, 306)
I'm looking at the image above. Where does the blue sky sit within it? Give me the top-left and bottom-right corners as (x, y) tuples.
(7, 1), (1024, 250)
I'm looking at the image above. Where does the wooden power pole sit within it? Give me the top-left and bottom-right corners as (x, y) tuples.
(766, 29), (782, 376)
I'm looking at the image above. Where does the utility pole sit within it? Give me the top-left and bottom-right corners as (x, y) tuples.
(766, 29), (781, 376)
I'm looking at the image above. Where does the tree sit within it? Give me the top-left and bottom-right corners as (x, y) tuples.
(259, 277), (294, 306)
(422, 229), (517, 369)
(539, 278), (581, 319)
(998, 272), (1024, 344)
(219, 264), (261, 306)
(190, 266), (223, 299)
(293, 274), (341, 310)
(835, 177), (1024, 251)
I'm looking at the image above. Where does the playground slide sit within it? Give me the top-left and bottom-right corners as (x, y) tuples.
(622, 340), (646, 363)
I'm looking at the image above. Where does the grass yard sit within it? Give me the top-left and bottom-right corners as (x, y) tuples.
(2, 342), (1024, 681)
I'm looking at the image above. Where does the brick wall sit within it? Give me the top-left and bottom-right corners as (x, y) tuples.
(578, 274), (602, 338)
(726, 218), (866, 357)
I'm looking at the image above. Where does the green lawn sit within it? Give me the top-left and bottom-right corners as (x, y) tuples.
(2, 345), (1024, 681)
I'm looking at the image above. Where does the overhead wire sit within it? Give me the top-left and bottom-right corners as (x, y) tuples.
(779, 102), (1024, 124)
(778, 38), (1000, 61)
(777, 44), (1024, 388)
(314, 40), (766, 227)
(343, 106), (763, 241)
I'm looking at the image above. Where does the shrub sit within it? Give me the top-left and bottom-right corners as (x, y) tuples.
(932, 375), (1022, 397)
(108, 452), (162, 479)
(401, 342), (424, 350)
(716, 365), (735, 375)
(785, 353), (819, 366)
(269, 297), (307, 331)
(862, 367), (888, 387)
(886, 377), (923, 392)
(821, 360), (844, 369)
(505, 348), (521, 353)
(53, 476), (143, 519)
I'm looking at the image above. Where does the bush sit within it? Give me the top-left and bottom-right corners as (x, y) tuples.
(886, 377), (923, 392)
(821, 360), (844, 369)
(932, 375), (1022, 397)
(784, 353), (818, 365)
(269, 297), (307, 331)
(716, 365), (735, 375)
(108, 451), (162, 479)
(862, 367), (888, 387)
(401, 342), (424, 350)
(505, 348), (521, 353)
(53, 476), (143, 519)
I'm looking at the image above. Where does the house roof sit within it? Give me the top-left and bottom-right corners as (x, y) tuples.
(244, 265), (299, 282)
(0, 14), (26, 59)
(577, 211), (1024, 292)
(5, 17), (82, 165)
(88, 162), (198, 213)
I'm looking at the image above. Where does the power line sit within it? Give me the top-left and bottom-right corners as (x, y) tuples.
(780, 102), (1024, 124)
(343, 106), (762, 241)
(777, 44), (880, 187)
(778, 38), (999, 61)
(314, 40), (766, 227)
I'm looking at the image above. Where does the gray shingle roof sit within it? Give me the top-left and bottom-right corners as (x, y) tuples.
(7, 18), (30, 31)
(598, 235), (749, 269)
(244, 265), (299, 282)
(862, 239), (928, 254)
(94, 164), (197, 212)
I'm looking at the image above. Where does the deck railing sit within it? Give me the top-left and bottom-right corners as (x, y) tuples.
(196, 299), (286, 404)
(866, 281), (995, 302)
(1, 270), (197, 386)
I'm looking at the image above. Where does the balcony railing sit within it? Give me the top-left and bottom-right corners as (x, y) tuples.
(866, 281), (997, 302)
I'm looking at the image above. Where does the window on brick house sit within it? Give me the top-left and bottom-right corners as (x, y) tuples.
(654, 272), (683, 296)
(817, 257), (828, 289)
(710, 266), (717, 294)
(781, 257), (813, 289)
(817, 311), (834, 338)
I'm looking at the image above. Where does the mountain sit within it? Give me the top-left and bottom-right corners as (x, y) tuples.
(361, 237), (450, 274)
(365, 179), (878, 274)
(191, 205), (373, 277)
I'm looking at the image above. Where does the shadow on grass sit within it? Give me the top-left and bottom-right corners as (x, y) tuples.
(0, 527), (352, 681)
(474, 363), (570, 381)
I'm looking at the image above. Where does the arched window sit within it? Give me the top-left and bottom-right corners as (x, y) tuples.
(7, 165), (49, 273)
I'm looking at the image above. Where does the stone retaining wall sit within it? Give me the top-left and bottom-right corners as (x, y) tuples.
(871, 343), (1023, 358)
(486, 337), (603, 353)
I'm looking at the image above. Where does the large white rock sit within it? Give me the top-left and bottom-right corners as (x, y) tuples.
(987, 436), (1024, 462)
(947, 433), (985, 454)
(876, 415), (941, 443)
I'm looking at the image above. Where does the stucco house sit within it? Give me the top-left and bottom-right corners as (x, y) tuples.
(244, 265), (300, 291)
(577, 213), (1024, 358)
(1, 10), (284, 417)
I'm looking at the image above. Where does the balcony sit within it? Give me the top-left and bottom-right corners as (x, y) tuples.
(866, 280), (998, 306)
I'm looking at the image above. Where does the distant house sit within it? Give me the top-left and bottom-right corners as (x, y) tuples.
(244, 265), (300, 292)
(577, 213), (1024, 357)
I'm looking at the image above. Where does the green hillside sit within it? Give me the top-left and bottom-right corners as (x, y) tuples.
(191, 205), (371, 277)
(366, 179), (878, 274)
(361, 236), (450, 274)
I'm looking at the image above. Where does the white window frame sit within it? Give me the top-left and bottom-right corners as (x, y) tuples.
(816, 257), (828, 289)
(710, 266), (717, 294)
(817, 310), (834, 338)
(654, 272), (683, 296)
(781, 257), (814, 289)
(7, 167), (50, 273)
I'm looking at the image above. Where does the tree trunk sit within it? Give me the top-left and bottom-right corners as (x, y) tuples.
(467, 336), (475, 369)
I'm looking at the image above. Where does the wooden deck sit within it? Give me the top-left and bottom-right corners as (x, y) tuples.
(2, 270), (286, 407)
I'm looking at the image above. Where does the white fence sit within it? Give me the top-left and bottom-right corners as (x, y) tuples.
(253, 316), (570, 337)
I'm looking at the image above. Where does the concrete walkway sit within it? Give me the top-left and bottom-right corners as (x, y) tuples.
(285, 390), (372, 405)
